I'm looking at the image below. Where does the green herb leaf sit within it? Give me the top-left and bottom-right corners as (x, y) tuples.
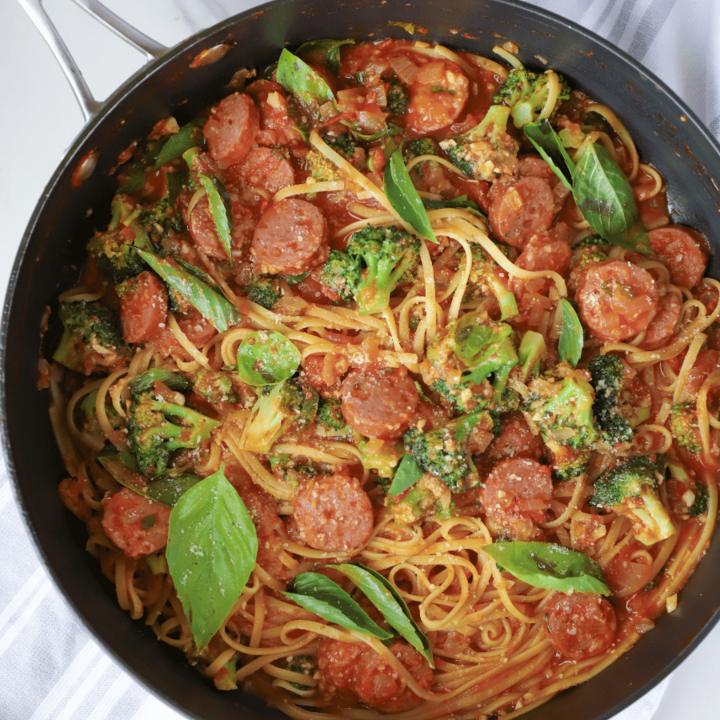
(422, 194), (485, 218)
(388, 20), (429, 35)
(152, 119), (205, 170)
(523, 119), (575, 190)
(198, 173), (234, 260)
(330, 563), (434, 667)
(388, 452), (423, 497)
(167, 467), (258, 650)
(558, 298), (583, 367)
(573, 143), (651, 253)
(295, 39), (355, 75)
(137, 250), (241, 332)
(340, 121), (404, 141)
(284, 572), (393, 640)
(482, 541), (610, 594)
(384, 145), (437, 243)
(276, 48), (335, 111)
(236, 331), (301, 386)
(129, 368), (192, 398)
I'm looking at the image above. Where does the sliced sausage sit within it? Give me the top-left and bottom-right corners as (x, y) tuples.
(226, 146), (296, 202)
(176, 308), (217, 348)
(406, 59), (470, 134)
(544, 593), (617, 660)
(245, 79), (304, 147)
(576, 260), (660, 342)
(187, 194), (228, 260)
(340, 364), (420, 440)
(515, 226), (572, 274)
(204, 93), (260, 169)
(293, 473), (373, 551)
(481, 457), (553, 540)
(318, 639), (433, 713)
(648, 225), (708, 289)
(251, 198), (329, 275)
(489, 176), (555, 249)
(483, 412), (544, 467)
(101, 488), (171, 558)
(639, 292), (681, 349)
(118, 270), (168, 344)
(515, 155), (556, 180)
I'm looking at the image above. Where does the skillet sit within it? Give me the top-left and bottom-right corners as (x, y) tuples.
(4, 1), (720, 719)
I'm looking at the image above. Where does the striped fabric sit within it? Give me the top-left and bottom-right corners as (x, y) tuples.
(2, 0), (716, 717)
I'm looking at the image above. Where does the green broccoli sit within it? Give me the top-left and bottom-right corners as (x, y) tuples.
(517, 330), (546, 383)
(193, 369), (239, 407)
(242, 379), (318, 453)
(269, 454), (318, 485)
(405, 138), (439, 159)
(669, 402), (703, 455)
(589, 354), (633, 445)
(139, 196), (184, 241)
(590, 455), (677, 546)
(316, 397), (352, 439)
(285, 655), (316, 691)
(305, 149), (343, 181)
(360, 440), (405, 479)
(461, 244), (518, 320)
(53, 300), (128, 374)
(319, 225), (420, 314)
(321, 131), (358, 160)
(244, 276), (282, 310)
(525, 363), (600, 478)
(386, 81), (410, 115)
(493, 67), (571, 128)
(440, 105), (520, 180)
(127, 370), (220, 480)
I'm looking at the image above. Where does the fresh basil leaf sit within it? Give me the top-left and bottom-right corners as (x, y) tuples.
(117, 168), (146, 194)
(236, 331), (301, 386)
(523, 119), (575, 190)
(329, 563), (434, 667)
(276, 48), (335, 111)
(422, 195), (485, 218)
(167, 467), (258, 649)
(165, 170), (186, 206)
(482, 541), (610, 595)
(152, 119), (205, 170)
(384, 145), (437, 243)
(340, 121), (404, 142)
(146, 473), (203, 507)
(296, 39), (354, 75)
(388, 452), (423, 497)
(198, 173), (234, 260)
(573, 143), (651, 253)
(129, 368), (192, 398)
(280, 271), (311, 286)
(558, 298), (583, 367)
(284, 572), (393, 640)
(137, 250), (241, 332)
(388, 20), (429, 35)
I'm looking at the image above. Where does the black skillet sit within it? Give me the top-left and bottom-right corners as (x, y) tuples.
(4, 1), (720, 719)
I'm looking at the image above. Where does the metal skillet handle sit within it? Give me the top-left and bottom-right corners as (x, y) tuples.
(17, 0), (168, 122)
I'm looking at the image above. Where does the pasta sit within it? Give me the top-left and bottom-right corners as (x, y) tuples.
(47, 36), (719, 720)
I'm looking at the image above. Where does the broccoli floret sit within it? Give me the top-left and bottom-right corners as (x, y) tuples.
(405, 138), (439, 159)
(242, 379), (318, 453)
(389, 473), (454, 524)
(440, 105), (520, 180)
(590, 456), (677, 546)
(244, 276), (282, 310)
(139, 196), (184, 241)
(589, 354), (633, 445)
(517, 330), (546, 383)
(461, 244), (518, 320)
(360, 440), (405, 479)
(525, 363), (600, 478)
(318, 250), (363, 303)
(269, 454), (318, 485)
(305, 149), (343, 181)
(53, 300), (128, 374)
(669, 402), (703, 455)
(688, 482), (709, 517)
(493, 67), (571, 128)
(321, 131), (358, 160)
(286, 655), (316, 691)
(127, 370), (220, 480)
(404, 411), (491, 491)
(316, 397), (352, 439)
(386, 81), (410, 115)
(193, 369), (239, 406)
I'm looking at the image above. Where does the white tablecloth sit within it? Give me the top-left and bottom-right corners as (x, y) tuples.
(2, 0), (719, 718)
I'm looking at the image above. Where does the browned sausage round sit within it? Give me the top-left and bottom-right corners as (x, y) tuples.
(648, 225), (708, 289)
(576, 260), (660, 342)
(204, 93), (260, 169)
(481, 457), (553, 540)
(639, 292), (681, 349)
(293, 473), (373, 551)
(101, 488), (171, 558)
(251, 198), (329, 275)
(544, 593), (617, 660)
(245, 79), (304, 147)
(226, 146), (296, 202)
(340, 364), (420, 440)
(489, 176), (555, 248)
(318, 639), (433, 712)
(118, 270), (168, 344)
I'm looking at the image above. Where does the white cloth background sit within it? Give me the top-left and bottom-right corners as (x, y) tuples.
(1, 0), (719, 718)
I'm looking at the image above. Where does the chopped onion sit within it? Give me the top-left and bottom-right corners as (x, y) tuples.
(337, 87), (366, 106)
(389, 55), (418, 84)
(356, 111), (387, 134)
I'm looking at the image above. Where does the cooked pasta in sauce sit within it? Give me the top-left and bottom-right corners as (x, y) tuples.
(45, 35), (720, 720)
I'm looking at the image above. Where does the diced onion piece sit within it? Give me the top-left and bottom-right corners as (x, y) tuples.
(356, 111), (387, 134)
(337, 87), (366, 107)
(389, 55), (418, 84)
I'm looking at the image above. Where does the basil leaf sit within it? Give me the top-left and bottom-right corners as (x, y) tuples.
(388, 20), (429, 35)
(146, 473), (203, 507)
(388, 452), (423, 497)
(384, 145), (437, 243)
(137, 250), (241, 332)
(117, 169), (146, 194)
(198, 173), (234, 260)
(276, 48), (335, 111)
(152, 119), (205, 170)
(296, 39), (354, 75)
(573, 143), (651, 253)
(340, 121), (404, 142)
(523, 119), (575, 190)
(165, 171), (186, 206)
(284, 572), (393, 640)
(236, 331), (301, 386)
(482, 541), (610, 595)
(558, 298), (583, 367)
(422, 194), (485, 218)
(330, 564), (434, 667)
(167, 467), (258, 649)
(129, 368), (192, 398)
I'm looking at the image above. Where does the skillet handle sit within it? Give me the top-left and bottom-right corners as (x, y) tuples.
(17, 0), (167, 122)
